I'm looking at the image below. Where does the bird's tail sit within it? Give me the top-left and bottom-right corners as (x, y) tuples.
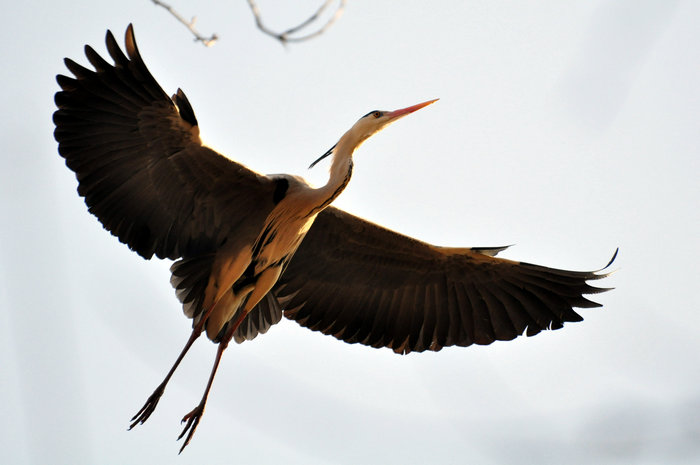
(170, 256), (282, 343)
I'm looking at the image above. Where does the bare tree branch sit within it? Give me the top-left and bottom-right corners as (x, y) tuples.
(247, 0), (346, 45)
(151, 0), (218, 47)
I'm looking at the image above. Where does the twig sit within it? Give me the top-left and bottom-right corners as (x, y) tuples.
(247, 0), (346, 45)
(151, 0), (218, 47)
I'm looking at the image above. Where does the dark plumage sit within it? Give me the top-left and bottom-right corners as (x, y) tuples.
(278, 208), (616, 354)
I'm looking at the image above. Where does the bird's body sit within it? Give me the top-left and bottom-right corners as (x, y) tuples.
(197, 173), (324, 342)
(54, 25), (615, 453)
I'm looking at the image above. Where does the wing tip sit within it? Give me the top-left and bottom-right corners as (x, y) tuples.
(604, 247), (619, 269)
(125, 23), (137, 58)
(589, 247), (620, 281)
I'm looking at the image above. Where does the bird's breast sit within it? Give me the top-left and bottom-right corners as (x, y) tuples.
(253, 213), (317, 273)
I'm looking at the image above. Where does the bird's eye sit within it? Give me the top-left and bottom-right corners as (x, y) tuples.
(361, 110), (383, 119)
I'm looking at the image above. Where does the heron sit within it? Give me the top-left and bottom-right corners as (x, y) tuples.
(54, 25), (616, 452)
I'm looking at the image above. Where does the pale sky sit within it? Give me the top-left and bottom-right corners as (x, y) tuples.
(2, 1), (699, 464)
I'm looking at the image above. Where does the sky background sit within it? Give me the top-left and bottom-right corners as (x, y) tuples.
(1, 1), (699, 464)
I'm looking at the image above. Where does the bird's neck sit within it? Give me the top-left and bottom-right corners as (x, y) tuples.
(309, 134), (357, 216)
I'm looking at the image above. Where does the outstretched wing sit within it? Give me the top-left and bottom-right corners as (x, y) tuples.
(276, 207), (616, 354)
(54, 24), (276, 260)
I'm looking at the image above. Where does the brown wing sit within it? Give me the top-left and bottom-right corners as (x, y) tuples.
(275, 207), (616, 354)
(53, 24), (276, 260)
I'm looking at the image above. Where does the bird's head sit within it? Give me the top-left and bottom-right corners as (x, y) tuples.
(309, 99), (438, 169)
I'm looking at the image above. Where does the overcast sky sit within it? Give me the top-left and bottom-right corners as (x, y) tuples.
(2, 1), (699, 464)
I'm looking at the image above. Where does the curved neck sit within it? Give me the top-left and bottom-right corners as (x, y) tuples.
(308, 133), (358, 216)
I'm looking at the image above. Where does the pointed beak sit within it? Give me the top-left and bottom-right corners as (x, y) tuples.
(386, 98), (439, 121)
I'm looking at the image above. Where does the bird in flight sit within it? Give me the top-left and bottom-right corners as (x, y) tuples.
(54, 25), (616, 452)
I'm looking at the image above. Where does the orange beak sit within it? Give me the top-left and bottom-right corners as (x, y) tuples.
(386, 98), (439, 120)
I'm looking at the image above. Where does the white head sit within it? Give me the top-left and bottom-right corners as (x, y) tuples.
(309, 99), (438, 169)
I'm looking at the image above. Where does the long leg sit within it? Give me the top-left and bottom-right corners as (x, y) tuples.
(130, 318), (207, 428)
(177, 308), (250, 453)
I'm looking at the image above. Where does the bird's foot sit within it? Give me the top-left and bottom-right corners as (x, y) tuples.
(177, 404), (205, 453)
(129, 384), (165, 429)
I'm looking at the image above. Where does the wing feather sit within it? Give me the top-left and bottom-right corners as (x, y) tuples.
(276, 207), (616, 354)
(480, 285), (517, 342)
(54, 24), (276, 260)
